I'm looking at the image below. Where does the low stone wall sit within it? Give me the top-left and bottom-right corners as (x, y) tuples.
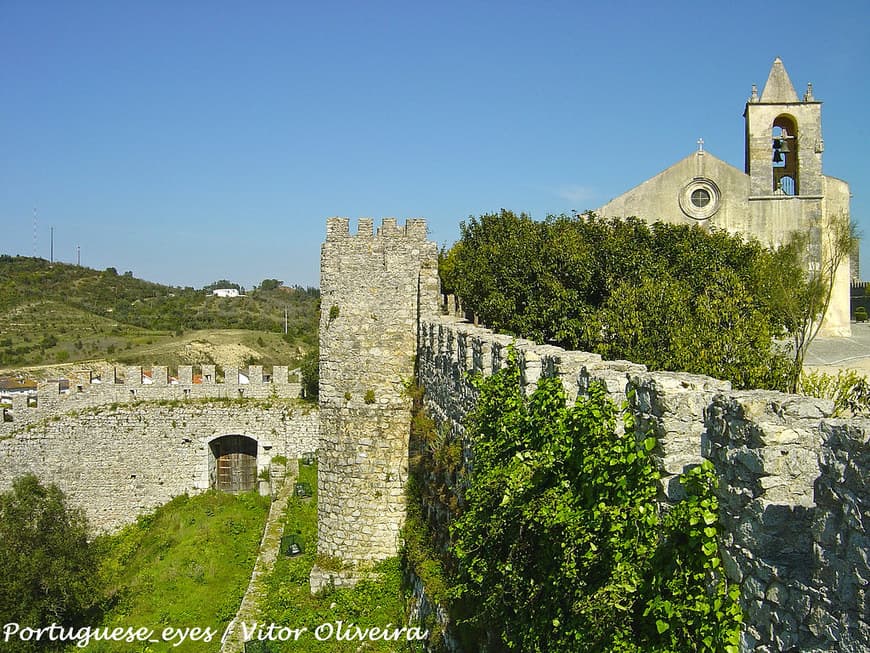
(0, 400), (319, 532)
(813, 421), (869, 650)
(706, 392), (832, 651)
(417, 315), (869, 652)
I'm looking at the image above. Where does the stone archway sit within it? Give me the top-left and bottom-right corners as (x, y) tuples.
(209, 435), (257, 493)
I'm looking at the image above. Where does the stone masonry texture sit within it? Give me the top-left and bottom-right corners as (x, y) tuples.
(315, 217), (439, 566)
(0, 367), (317, 532)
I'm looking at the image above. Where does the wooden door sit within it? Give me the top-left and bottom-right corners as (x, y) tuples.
(212, 435), (257, 492)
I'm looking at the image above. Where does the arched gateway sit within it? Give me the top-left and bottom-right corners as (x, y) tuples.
(209, 434), (257, 492)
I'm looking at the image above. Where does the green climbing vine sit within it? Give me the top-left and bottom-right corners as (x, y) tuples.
(448, 354), (742, 652)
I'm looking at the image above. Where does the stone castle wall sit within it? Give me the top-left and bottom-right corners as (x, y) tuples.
(1, 364), (302, 435)
(0, 400), (318, 532)
(315, 218), (439, 568)
(2, 213), (865, 649)
(417, 315), (868, 652)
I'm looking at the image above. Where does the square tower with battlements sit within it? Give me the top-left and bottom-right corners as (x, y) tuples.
(312, 217), (439, 586)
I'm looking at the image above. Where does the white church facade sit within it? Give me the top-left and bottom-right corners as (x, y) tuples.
(597, 58), (852, 337)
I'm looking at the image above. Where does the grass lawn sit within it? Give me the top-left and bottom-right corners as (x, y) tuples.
(90, 490), (271, 652)
(255, 464), (422, 652)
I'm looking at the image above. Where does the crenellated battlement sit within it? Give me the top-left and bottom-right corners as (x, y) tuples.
(324, 217), (429, 242)
(314, 216), (439, 580)
(0, 364), (302, 431)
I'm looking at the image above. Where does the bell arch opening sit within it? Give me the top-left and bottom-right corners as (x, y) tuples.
(772, 115), (798, 195)
(208, 435), (258, 493)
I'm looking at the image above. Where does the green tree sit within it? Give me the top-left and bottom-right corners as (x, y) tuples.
(441, 211), (598, 346)
(258, 278), (283, 291)
(0, 475), (102, 651)
(771, 212), (858, 391)
(441, 212), (797, 390)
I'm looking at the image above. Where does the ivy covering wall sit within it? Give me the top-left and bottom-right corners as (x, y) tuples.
(407, 355), (742, 652)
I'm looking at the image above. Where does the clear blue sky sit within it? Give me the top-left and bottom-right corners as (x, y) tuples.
(2, 0), (868, 289)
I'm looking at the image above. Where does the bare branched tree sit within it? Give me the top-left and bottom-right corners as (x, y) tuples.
(777, 212), (857, 392)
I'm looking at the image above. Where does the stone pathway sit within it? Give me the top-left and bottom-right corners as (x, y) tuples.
(805, 322), (870, 373)
(219, 465), (298, 653)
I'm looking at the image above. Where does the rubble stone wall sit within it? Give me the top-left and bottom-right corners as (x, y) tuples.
(0, 400), (318, 532)
(1, 364), (302, 436)
(315, 217), (439, 566)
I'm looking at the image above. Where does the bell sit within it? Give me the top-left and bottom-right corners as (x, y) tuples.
(773, 139), (782, 150)
(773, 150), (783, 163)
(779, 139), (790, 153)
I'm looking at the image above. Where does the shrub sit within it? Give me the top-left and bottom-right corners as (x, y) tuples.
(300, 347), (319, 400)
(441, 211), (799, 391)
(449, 353), (742, 651)
(0, 475), (102, 647)
(801, 369), (870, 416)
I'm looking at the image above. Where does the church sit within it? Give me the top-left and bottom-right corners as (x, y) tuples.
(597, 58), (852, 337)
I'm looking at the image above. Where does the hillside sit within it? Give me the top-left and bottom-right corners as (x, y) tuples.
(0, 255), (319, 371)
(92, 490), (271, 653)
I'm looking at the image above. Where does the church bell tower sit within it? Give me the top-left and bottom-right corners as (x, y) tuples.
(745, 57), (824, 198)
(744, 58), (851, 337)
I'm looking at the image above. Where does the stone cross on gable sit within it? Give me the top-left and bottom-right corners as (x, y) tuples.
(697, 137), (704, 153)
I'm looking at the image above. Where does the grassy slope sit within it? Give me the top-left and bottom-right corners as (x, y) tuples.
(91, 491), (271, 653)
(0, 256), (318, 372)
(87, 466), (414, 653)
(257, 464), (414, 652)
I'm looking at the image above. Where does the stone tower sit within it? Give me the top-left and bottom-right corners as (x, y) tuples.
(744, 57), (851, 336)
(744, 57), (823, 198)
(314, 217), (439, 579)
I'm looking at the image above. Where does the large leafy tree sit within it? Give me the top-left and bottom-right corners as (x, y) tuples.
(441, 211), (797, 390)
(0, 475), (102, 651)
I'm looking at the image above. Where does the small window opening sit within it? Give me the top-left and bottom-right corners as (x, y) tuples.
(691, 188), (711, 208)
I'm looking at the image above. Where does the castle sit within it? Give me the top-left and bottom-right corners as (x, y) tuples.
(0, 366), (318, 531)
(0, 60), (866, 650)
(1, 217), (866, 650)
(312, 215), (867, 651)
